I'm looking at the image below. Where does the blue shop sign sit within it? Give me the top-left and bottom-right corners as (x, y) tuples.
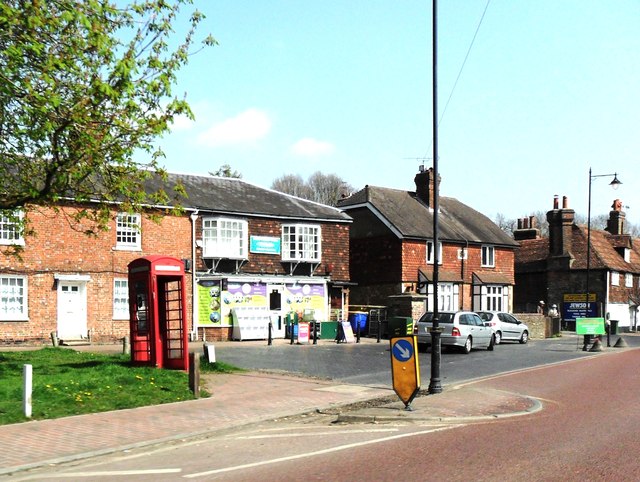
(563, 301), (597, 321)
(250, 236), (281, 254)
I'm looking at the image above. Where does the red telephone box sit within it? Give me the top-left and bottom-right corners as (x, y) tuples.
(128, 256), (189, 371)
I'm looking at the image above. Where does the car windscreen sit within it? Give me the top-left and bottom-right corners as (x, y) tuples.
(419, 313), (454, 323)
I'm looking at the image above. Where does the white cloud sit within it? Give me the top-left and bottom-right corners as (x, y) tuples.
(196, 108), (272, 147)
(170, 113), (195, 131)
(290, 137), (335, 157)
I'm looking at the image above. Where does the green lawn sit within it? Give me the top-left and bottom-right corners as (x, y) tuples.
(0, 347), (241, 425)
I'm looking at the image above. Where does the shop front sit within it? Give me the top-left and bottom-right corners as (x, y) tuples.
(195, 275), (333, 341)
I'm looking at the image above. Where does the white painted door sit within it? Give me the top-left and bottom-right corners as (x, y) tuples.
(57, 282), (87, 339)
(268, 285), (286, 338)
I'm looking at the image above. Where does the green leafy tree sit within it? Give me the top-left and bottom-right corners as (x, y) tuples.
(0, 0), (215, 233)
(210, 164), (242, 178)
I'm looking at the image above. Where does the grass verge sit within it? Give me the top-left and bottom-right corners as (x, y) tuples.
(0, 347), (242, 426)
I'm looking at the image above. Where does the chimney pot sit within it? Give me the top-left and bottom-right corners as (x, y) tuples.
(562, 196), (569, 209)
(553, 195), (559, 209)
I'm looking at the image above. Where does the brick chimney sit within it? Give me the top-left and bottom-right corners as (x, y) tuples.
(414, 166), (440, 208)
(513, 216), (540, 241)
(547, 195), (575, 257)
(605, 199), (626, 235)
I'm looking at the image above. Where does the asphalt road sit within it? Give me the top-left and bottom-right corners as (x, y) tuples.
(210, 332), (638, 388)
(16, 337), (639, 481)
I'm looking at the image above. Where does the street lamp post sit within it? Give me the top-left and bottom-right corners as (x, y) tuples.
(428, 0), (442, 394)
(583, 168), (622, 350)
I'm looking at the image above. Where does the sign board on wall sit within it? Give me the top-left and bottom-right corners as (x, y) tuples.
(197, 278), (328, 327)
(250, 236), (281, 254)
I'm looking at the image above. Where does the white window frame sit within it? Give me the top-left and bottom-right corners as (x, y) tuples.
(426, 282), (459, 312)
(624, 248), (631, 263)
(481, 245), (495, 267)
(611, 271), (620, 286)
(0, 275), (28, 321)
(113, 278), (129, 320)
(281, 224), (321, 262)
(485, 285), (504, 311)
(115, 213), (141, 251)
(0, 210), (25, 246)
(202, 217), (248, 259)
(625, 273), (633, 288)
(426, 240), (443, 265)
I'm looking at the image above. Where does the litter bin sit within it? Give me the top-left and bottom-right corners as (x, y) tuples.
(388, 316), (414, 338)
(319, 321), (338, 340)
(610, 320), (619, 335)
(285, 312), (299, 339)
(551, 317), (561, 336)
(349, 312), (368, 334)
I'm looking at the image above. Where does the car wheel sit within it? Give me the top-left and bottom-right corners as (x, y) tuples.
(519, 331), (529, 344)
(494, 331), (502, 345)
(462, 336), (472, 354)
(488, 334), (495, 351)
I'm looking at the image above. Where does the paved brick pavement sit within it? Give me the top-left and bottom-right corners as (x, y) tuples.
(0, 369), (394, 476)
(4, 334), (625, 476)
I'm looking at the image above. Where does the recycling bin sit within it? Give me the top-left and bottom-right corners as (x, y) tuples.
(349, 312), (368, 334)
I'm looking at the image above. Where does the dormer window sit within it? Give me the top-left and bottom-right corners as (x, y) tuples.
(624, 248), (631, 263)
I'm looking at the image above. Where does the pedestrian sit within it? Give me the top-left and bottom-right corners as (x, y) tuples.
(537, 300), (545, 314)
(548, 304), (559, 318)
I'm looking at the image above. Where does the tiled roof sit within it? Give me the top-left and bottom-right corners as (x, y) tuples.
(143, 172), (352, 223)
(338, 185), (517, 247)
(418, 267), (463, 283)
(514, 237), (548, 264)
(515, 224), (640, 274)
(472, 272), (513, 285)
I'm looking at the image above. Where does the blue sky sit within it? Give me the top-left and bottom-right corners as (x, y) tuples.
(153, 1), (640, 226)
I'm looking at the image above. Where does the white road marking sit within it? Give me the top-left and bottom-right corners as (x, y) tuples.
(235, 428), (399, 439)
(184, 425), (463, 478)
(31, 468), (182, 478)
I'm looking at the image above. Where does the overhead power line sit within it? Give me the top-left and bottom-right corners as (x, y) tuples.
(422, 0), (492, 160)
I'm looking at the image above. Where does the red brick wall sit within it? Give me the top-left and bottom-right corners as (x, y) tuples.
(465, 246), (515, 284)
(349, 235), (402, 284)
(400, 241), (515, 285)
(2, 207), (351, 345)
(0, 205), (192, 344)
(193, 218), (350, 281)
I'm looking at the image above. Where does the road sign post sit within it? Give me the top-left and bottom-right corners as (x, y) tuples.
(390, 336), (420, 409)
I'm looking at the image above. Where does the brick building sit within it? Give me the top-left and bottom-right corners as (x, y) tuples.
(0, 172), (352, 344)
(514, 195), (640, 330)
(337, 167), (518, 317)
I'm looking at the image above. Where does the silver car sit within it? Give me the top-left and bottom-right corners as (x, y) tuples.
(476, 311), (529, 345)
(415, 311), (495, 354)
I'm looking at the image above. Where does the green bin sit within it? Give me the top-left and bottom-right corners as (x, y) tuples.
(318, 321), (338, 340)
(388, 316), (414, 338)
